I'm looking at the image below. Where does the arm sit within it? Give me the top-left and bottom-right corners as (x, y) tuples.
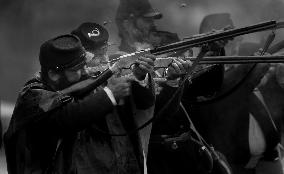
(129, 54), (156, 109)
(155, 58), (190, 115)
(131, 74), (155, 110)
(37, 89), (114, 135)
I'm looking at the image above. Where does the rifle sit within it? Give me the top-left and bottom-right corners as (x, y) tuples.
(60, 20), (284, 96)
(153, 55), (284, 66)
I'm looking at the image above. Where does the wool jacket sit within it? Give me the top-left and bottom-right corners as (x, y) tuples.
(4, 74), (155, 174)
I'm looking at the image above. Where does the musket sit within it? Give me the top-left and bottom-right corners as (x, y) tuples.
(153, 55), (284, 67)
(60, 20), (284, 96)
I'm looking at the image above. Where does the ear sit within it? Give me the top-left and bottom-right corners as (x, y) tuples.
(48, 70), (60, 82)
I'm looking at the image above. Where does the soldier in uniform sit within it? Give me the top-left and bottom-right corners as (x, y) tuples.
(115, 1), (231, 174)
(190, 13), (283, 174)
(4, 33), (157, 174)
(115, 0), (181, 53)
(71, 22), (109, 68)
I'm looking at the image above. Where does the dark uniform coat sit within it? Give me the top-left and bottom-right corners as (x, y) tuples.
(4, 74), (155, 174)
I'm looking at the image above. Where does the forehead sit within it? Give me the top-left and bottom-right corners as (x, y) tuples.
(88, 43), (108, 53)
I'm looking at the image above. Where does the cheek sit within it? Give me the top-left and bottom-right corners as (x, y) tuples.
(65, 70), (81, 83)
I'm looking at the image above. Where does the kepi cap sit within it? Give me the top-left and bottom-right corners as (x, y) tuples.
(39, 34), (86, 71)
(71, 22), (109, 51)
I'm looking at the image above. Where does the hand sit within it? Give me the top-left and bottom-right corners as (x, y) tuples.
(167, 58), (192, 80)
(253, 48), (271, 56)
(205, 27), (233, 53)
(132, 54), (156, 80)
(107, 76), (131, 101)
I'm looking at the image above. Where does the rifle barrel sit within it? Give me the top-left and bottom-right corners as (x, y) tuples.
(187, 55), (284, 64)
(154, 55), (284, 68)
(151, 20), (278, 55)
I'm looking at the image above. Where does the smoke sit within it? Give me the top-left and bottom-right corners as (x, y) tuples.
(1, 0), (284, 102)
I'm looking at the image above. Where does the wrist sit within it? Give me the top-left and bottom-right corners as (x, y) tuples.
(131, 64), (147, 81)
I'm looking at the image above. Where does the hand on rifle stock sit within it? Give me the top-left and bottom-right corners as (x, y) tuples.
(109, 53), (156, 80)
(132, 54), (156, 80)
(166, 58), (192, 80)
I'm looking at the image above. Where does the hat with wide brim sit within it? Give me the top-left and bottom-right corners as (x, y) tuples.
(116, 0), (162, 21)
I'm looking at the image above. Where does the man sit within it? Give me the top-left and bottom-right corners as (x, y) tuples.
(190, 13), (283, 174)
(115, 0), (180, 53)
(115, 1), (229, 174)
(4, 34), (156, 174)
(70, 22), (196, 174)
(71, 22), (109, 67)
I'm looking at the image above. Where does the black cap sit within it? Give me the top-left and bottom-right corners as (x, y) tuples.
(141, 8), (163, 19)
(116, 0), (162, 21)
(71, 22), (109, 51)
(199, 13), (234, 34)
(39, 34), (86, 71)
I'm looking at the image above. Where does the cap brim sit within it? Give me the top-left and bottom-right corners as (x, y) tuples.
(143, 12), (163, 19)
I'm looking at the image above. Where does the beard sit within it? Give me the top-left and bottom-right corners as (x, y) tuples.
(53, 73), (88, 91)
(54, 75), (74, 91)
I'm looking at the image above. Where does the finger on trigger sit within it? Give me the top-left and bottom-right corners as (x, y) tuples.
(171, 62), (181, 74)
(173, 58), (185, 72)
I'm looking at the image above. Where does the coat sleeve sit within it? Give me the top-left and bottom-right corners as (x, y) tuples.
(35, 89), (114, 135)
(131, 74), (155, 110)
(154, 83), (184, 117)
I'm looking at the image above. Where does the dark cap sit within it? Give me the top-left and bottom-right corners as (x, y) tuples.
(116, 0), (162, 21)
(141, 8), (163, 19)
(71, 22), (109, 51)
(39, 34), (86, 71)
(199, 13), (234, 34)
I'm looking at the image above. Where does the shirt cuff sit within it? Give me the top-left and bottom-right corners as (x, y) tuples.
(103, 87), (117, 106)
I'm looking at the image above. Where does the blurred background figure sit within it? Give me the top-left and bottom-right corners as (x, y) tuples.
(115, 0), (180, 52)
(187, 12), (284, 174)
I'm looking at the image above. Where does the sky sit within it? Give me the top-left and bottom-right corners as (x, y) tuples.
(1, 0), (284, 102)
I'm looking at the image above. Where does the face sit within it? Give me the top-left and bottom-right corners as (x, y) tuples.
(136, 17), (156, 35)
(92, 44), (108, 59)
(87, 44), (108, 67)
(64, 65), (87, 84)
